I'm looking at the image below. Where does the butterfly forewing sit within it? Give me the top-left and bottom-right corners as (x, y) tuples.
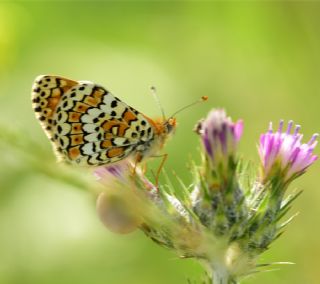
(32, 75), (155, 166)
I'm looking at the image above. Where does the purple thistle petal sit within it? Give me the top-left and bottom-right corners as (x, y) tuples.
(94, 162), (131, 182)
(286, 120), (292, 134)
(268, 122), (273, 133)
(308, 133), (319, 146)
(219, 123), (227, 154)
(203, 135), (212, 156)
(234, 120), (243, 142)
(278, 120), (284, 133)
(293, 125), (301, 136)
(107, 166), (121, 177)
(289, 147), (301, 165)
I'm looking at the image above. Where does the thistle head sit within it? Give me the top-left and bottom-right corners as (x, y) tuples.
(197, 109), (243, 164)
(259, 120), (318, 185)
(195, 109), (243, 188)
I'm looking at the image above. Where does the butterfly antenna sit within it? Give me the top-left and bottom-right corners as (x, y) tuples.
(150, 86), (166, 121)
(169, 96), (208, 118)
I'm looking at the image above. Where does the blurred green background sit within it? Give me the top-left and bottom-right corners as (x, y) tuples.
(1, 1), (320, 284)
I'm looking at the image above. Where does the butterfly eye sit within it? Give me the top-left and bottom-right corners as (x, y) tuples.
(168, 118), (176, 126)
(166, 118), (176, 134)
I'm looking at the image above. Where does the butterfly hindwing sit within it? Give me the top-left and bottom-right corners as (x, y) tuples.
(32, 75), (78, 140)
(32, 75), (155, 166)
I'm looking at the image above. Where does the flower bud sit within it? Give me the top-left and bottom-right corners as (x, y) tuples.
(94, 163), (141, 234)
(197, 109), (243, 167)
(195, 109), (243, 192)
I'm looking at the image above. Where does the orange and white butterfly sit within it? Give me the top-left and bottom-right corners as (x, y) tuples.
(31, 75), (179, 167)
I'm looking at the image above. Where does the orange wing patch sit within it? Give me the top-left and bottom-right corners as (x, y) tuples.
(92, 88), (105, 101)
(74, 102), (90, 113)
(71, 123), (83, 134)
(107, 147), (125, 158)
(123, 110), (138, 124)
(70, 134), (84, 146)
(68, 112), (81, 122)
(68, 146), (81, 160)
(101, 140), (112, 149)
(102, 120), (129, 137)
(84, 96), (99, 107)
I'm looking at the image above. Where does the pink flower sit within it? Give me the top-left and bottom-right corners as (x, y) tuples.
(198, 109), (243, 167)
(259, 120), (318, 182)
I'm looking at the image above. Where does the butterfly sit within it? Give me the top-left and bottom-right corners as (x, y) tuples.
(31, 75), (178, 168)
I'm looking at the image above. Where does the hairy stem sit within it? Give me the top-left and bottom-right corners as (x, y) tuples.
(211, 262), (238, 284)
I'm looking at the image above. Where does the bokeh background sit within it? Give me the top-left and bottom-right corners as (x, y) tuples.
(1, 1), (320, 284)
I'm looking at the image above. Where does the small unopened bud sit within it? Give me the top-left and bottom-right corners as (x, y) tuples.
(96, 192), (141, 234)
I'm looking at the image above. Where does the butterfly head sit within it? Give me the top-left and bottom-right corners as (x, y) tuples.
(151, 116), (177, 138)
(164, 117), (177, 136)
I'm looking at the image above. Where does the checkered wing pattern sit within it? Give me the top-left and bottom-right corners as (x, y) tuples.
(32, 75), (155, 166)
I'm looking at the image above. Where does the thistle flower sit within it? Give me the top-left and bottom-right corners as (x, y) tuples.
(197, 109), (243, 170)
(259, 120), (318, 185)
(195, 109), (243, 196)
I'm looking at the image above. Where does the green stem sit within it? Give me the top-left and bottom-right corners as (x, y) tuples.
(211, 262), (238, 284)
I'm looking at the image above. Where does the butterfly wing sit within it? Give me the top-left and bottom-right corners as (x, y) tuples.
(32, 75), (155, 166)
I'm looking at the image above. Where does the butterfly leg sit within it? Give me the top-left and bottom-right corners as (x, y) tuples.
(155, 153), (168, 187)
(132, 152), (143, 176)
(142, 162), (147, 174)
